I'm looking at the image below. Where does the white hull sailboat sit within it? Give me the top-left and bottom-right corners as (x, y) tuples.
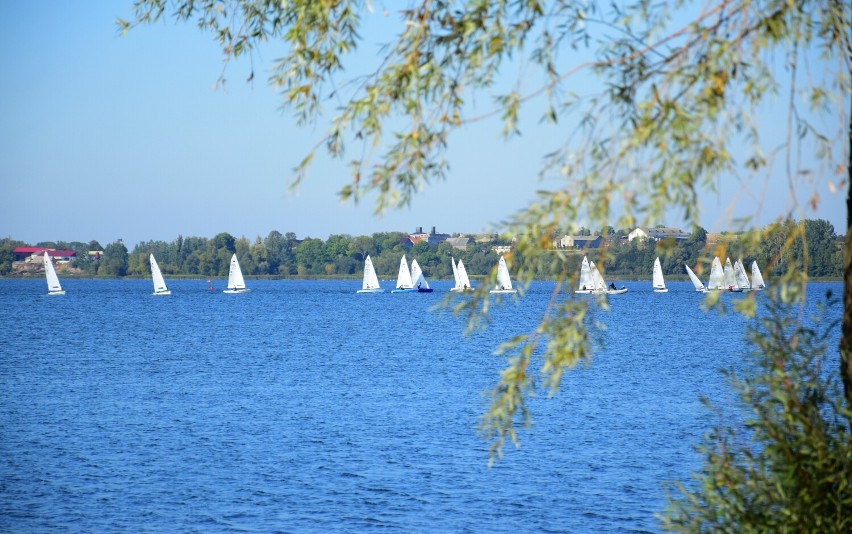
(410, 259), (433, 293)
(652, 257), (668, 293)
(751, 260), (766, 290)
(149, 254), (171, 295)
(391, 255), (416, 293)
(707, 256), (725, 290)
(591, 258), (627, 294)
(43, 252), (65, 296)
(223, 253), (250, 293)
(356, 255), (384, 293)
(723, 257), (743, 292)
(684, 264), (707, 292)
(576, 256), (597, 294)
(456, 259), (473, 291)
(734, 259), (752, 291)
(489, 255), (517, 294)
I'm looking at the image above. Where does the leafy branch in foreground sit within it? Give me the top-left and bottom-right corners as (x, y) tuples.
(662, 289), (852, 532)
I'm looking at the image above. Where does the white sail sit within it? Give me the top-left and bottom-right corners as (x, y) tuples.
(490, 255), (517, 293)
(224, 253), (249, 293)
(751, 261), (766, 289)
(451, 257), (461, 290)
(578, 256), (593, 292)
(395, 255), (413, 289)
(707, 257), (724, 290)
(149, 254), (171, 295)
(357, 255), (383, 292)
(457, 260), (472, 290)
(589, 260), (607, 291)
(685, 264), (706, 292)
(734, 259), (751, 290)
(410, 259), (429, 289)
(44, 252), (65, 295)
(723, 257), (737, 289)
(652, 257), (667, 292)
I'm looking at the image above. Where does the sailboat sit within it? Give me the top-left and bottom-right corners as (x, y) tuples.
(733, 259), (751, 291)
(707, 256), (724, 290)
(684, 264), (707, 292)
(356, 255), (384, 293)
(450, 257), (474, 292)
(43, 252), (65, 296)
(723, 257), (743, 292)
(751, 261), (766, 290)
(576, 256), (595, 294)
(391, 255), (416, 293)
(652, 257), (668, 292)
(149, 254), (172, 295)
(593, 260), (628, 294)
(489, 255), (517, 294)
(456, 259), (473, 291)
(410, 259), (433, 293)
(223, 253), (250, 293)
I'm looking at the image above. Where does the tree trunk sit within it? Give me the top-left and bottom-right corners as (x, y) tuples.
(842, 89), (852, 412)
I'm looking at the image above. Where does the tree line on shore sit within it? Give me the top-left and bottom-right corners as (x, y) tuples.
(0, 218), (842, 280)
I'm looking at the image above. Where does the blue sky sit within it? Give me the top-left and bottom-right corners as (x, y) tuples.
(0, 2), (845, 249)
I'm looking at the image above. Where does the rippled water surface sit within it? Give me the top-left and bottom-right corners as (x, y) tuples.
(0, 279), (842, 532)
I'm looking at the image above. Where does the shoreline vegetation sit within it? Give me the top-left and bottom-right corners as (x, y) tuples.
(1, 218), (842, 282)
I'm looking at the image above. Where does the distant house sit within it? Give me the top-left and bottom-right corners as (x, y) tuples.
(445, 236), (470, 251)
(628, 227), (690, 243)
(492, 245), (512, 254)
(13, 247), (77, 263)
(555, 235), (604, 249)
(409, 226), (450, 246)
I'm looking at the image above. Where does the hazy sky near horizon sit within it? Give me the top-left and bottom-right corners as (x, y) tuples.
(0, 2), (845, 249)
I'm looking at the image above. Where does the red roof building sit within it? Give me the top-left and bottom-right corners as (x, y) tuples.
(13, 247), (77, 262)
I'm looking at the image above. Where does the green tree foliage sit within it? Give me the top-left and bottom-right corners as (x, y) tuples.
(100, 240), (129, 277)
(663, 291), (851, 531)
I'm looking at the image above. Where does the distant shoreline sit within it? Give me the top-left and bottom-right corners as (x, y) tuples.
(1, 274), (843, 283)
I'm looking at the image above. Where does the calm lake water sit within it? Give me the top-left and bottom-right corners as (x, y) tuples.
(0, 279), (842, 532)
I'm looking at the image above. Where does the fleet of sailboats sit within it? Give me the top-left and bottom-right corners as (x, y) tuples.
(149, 254), (171, 295)
(43, 252), (65, 296)
(32, 248), (770, 297)
(489, 255), (517, 294)
(356, 255), (384, 293)
(223, 253), (250, 293)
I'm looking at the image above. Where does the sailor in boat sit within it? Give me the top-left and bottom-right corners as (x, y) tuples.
(417, 282), (421, 289)
(581, 285), (586, 291)
(609, 283), (616, 290)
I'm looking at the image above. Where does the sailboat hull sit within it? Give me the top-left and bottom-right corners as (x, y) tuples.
(489, 289), (517, 294)
(607, 288), (629, 295)
(47, 290), (66, 296)
(653, 288), (668, 293)
(356, 288), (385, 293)
(223, 289), (251, 294)
(391, 288), (416, 293)
(153, 290), (172, 296)
(449, 287), (474, 293)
